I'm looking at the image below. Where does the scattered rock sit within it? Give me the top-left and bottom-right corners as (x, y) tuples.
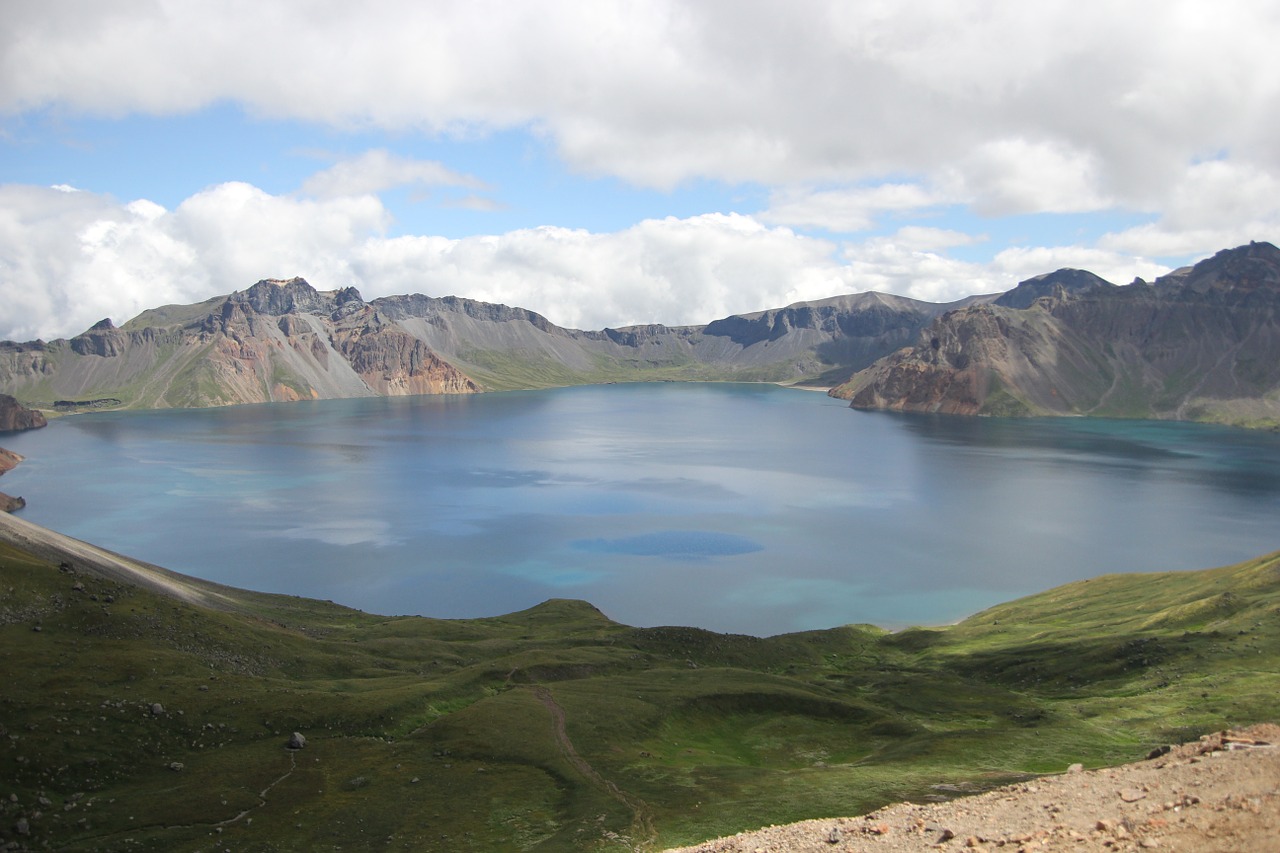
(150, 703), (165, 716)
(662, 724), (1280, 853)
(168, 762), (184, 772)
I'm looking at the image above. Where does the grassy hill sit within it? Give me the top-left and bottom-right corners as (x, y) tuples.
(0, 517), (1277, 851)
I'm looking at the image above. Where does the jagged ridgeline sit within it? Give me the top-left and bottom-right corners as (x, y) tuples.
(0, 278), (975, 409)
(831, 241), (1280, 429)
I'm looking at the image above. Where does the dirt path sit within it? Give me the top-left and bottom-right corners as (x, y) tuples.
(663, 725), (1280, 853)
(532, 685), (656, 844)
(215, 748), (299, 827)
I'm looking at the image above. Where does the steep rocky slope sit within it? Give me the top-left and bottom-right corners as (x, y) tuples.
(0, 279), (976, 409)
(0, 395), (44, 512)
(832, 242), (1280, 428)
(0, 394), (46, 431)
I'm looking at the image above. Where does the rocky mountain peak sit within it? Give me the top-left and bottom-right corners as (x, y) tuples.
(236, 277), (349, 316)
(1155, 240), (1280, 296)
(994, 268), (1114, 309)
(70, 318), (127, 357)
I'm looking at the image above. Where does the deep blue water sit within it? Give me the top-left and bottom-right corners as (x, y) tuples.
(3, 383), (1280, 635)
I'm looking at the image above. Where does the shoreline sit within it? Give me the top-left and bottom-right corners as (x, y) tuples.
(0, 445), (24, 512)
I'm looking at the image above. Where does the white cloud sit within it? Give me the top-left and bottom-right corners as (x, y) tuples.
(0, 180), (995, 341)
(298, 149), (487, 200)
(6, 0), (1280, 212)
(348, 214), (849, 330)
(942, 138), (1113, 216)
(0, 182), (389, 340)
(0, 178), (1246, 344)
(5, 2), (1280, 341)
(1098, 159), (1280, 259)
(989, 246), (1169, 289)
(760, 183), (948, 232)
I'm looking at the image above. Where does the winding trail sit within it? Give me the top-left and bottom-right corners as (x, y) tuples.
(532, 685), (656, 845)
(216, 748), (298, 827)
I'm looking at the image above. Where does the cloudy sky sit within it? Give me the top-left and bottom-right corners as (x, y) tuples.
(3, 1), (1279, 341)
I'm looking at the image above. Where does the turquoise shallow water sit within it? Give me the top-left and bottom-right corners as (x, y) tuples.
(4, 383), (1280, 635)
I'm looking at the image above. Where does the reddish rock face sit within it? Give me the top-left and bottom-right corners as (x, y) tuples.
(0, 444), (26, 513)
(833, 241), (1280, 427)
(0, 394), (46, 432)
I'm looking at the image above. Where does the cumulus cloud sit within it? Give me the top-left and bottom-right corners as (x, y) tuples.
(1098, 160), (1280, 258)
(6, 0), (1280, 207)
(4, 3), (1280, 342)
(3, 179), (1120, 343)
(0, 181), (855, 339)
(349, 214), (851, 330)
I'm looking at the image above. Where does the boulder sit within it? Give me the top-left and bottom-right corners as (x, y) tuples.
(286, 731), (306, 750)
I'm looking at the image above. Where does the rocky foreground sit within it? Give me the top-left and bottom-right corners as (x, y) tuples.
(664, 725), (1279, 853)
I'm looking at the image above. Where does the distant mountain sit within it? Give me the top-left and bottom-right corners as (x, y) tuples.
(831, 241), (1280, 429)
(0, 280), (980, 410)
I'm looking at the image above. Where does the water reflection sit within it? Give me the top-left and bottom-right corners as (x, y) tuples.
(893, 411), (1280, 497)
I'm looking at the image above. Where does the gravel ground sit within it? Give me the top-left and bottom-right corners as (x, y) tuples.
(663, 725), (1280, 853)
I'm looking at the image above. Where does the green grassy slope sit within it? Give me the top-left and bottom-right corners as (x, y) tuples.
(1, 539), (1277, 851)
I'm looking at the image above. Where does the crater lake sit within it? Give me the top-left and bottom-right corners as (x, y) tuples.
(4, 382), (1280, 636)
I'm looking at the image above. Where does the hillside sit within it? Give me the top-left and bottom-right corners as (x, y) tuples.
(0, 281), (975, 411)
(1, 510), (1277, 850)
(832, 242), (1280, 429)
(664, 725), (1280, 852)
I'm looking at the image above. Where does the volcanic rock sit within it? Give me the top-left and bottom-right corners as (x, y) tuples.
(0, 394), (46, 431)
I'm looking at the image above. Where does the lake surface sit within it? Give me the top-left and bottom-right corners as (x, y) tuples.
(4, 382), (1280, 636)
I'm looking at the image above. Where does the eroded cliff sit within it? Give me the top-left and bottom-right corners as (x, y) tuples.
(831, 242), (1280, 428)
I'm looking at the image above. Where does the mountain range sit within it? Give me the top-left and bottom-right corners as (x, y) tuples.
(832, 241), (1280, 428)
(0, 279), (979, 411)
(2, 241), (1280, 428)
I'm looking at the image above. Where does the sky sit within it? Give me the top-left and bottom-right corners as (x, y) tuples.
(3, 1), (1280, 342)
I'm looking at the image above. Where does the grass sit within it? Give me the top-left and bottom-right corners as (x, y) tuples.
(0, 537), (1277, 851)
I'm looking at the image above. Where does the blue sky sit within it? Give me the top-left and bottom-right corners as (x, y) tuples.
(3, 1), (1279, 340)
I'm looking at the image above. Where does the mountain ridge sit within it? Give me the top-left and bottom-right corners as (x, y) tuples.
(831, 241), (1280, 428)
(0, 279), (982, 410)
(5, 240), (1280, 427)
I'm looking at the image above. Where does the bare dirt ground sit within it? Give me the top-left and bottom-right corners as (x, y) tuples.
(663, 725), (1280, 853)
